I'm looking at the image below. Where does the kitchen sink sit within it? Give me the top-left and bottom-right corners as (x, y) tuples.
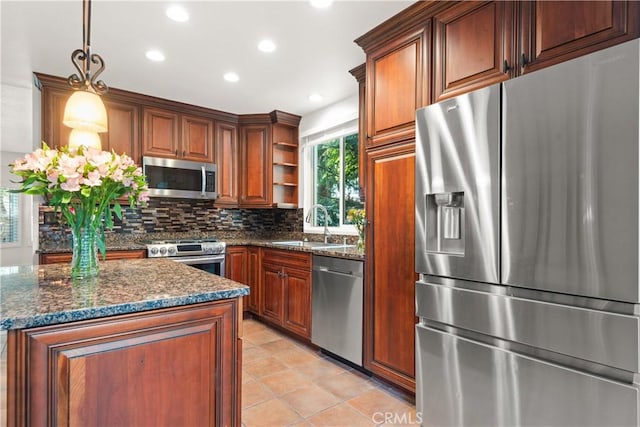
(270, 240), (354, 250)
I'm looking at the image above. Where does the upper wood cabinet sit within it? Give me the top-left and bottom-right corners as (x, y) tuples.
(365, 23), (431, 147)
(142, 107), (214, 162)
(41, 86), (72, 150)
(271, 123), (299, 208)
(101, 100), (141, 164)
(433, 1), (514, 101)
(520, 0), (640, 74)
(239, 124), (271, 207)
(181, 114), (214, 162)
(349, 63), (367, 203)
(215, 121), (239, 206)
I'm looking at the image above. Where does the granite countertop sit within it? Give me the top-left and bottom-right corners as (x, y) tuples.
(0, 259), (249, 331)
(38, 240), (147, 254)
(233, 240), (365, 261)
(38, 235), (365, 261)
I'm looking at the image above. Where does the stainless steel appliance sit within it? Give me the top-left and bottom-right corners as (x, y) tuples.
(143, 156), (217, 199)
(146, 238), (226, 276)
(312, 255), (363, 366)
(415, 39), (640, 426)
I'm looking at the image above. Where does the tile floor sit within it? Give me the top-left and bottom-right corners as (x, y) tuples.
(242, 318), (417, 427)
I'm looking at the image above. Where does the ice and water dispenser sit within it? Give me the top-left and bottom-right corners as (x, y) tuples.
(425, 192), (464, 256)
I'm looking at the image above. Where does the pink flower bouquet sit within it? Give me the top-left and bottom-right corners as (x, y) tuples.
(10, 143), (149, 277)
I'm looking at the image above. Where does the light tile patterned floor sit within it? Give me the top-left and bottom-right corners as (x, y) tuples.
(242, 319), (417, 427)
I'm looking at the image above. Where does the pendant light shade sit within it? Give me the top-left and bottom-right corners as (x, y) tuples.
(63, 0), (109, 147)
(68, 128), (102, 150)
(63, 90), (108, 133)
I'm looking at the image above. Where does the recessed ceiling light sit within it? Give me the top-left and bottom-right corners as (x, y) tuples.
(258, 39), (277, 53)
(309, 93), (323, 102)
(146, 50), (166, 62)
(310, 0), (333, 8)
(224, 72), (239, 82)
(166, 5), (189, 22)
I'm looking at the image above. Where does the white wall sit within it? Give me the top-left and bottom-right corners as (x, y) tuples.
(299, 94), (358, 139)
(0, 82), (40, 266)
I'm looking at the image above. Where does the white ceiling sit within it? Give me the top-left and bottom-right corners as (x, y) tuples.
(1, 0), (413, 117)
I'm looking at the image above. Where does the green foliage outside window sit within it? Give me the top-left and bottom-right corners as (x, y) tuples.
(311, 133), (364, 228)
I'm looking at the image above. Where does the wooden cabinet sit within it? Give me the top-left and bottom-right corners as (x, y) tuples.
(101, 100), (141, 164)
(225, 246), (250, 313)
(433, 1), (514, 101)
(215, 121), (239, 206)
(520, 0), (639, 74)
(142, 107), (180, 158)
(260, 249), (312, 339)
(39, 249), (146, 265)
(246, 246), (261, 314)
(364, 142), (416, 393)
(239, 124), (271, 207)
(6, 299), (242, 426)
(181, 114), (214, 162)
(349, 63), (367, 202)
(364, 23), (431, 147)
(41, 86), (73, 150)
(433, 1), (639, 100)
(271, 124), (299, 208)
(142, 108), (214, 162)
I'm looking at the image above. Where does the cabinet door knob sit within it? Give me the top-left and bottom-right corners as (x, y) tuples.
(182, 150), (186, 157)
(503, 60), (511, 74)
(175, 149), (178, 156)
(521, 53), (529, 68)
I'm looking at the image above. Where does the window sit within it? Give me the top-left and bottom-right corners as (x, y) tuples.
(304, 124), (363, 233)
(0, 188), (20, 244)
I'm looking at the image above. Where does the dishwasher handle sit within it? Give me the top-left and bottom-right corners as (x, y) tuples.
(313, 266), (362, 278)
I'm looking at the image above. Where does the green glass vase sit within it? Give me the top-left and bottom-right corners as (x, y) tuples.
(70, 224), (100, 279)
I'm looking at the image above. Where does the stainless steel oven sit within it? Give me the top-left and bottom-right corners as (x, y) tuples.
(146, 239), (226, 276)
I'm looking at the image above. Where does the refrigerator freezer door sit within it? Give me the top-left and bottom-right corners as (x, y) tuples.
(416, 279), (640, 373)
(415, 84), (500, 283)
(416, 325), (640, 427)
(502, 39), (640, 303)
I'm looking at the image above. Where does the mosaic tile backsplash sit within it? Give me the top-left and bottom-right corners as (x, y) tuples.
(40, 198), (303, 245)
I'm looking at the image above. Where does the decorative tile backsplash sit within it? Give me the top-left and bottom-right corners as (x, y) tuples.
(40, 198), (303, 244)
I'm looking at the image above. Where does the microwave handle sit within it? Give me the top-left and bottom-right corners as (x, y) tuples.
(201, 166), (206, 196)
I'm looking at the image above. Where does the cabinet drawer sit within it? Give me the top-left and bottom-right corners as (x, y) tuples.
(261, 249), (311, 271)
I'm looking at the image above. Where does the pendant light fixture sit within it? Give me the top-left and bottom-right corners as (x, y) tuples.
(63, 0), (108, 149)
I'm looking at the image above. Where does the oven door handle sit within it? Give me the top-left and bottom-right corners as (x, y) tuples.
(171, 255), (225, 265)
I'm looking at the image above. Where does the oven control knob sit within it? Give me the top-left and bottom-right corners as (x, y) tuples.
(168, 247), (177, 255)
(150, 247), (158, 255)
(160, 247), (167, 255)
(205, 247), (213, 254)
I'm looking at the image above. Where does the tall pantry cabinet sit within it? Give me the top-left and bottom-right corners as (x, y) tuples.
(354, 0), (639, 393)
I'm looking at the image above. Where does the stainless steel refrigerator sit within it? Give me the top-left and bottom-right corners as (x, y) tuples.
(415, 39), (640, 426)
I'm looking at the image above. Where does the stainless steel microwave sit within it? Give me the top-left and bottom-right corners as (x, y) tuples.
(142, 156), (217, 200)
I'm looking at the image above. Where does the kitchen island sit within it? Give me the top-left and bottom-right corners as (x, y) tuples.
(1, 259), (249, 427)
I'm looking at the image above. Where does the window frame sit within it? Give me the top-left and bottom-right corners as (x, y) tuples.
(301, 120), (360, 236)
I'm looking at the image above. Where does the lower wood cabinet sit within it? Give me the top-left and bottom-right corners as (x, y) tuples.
(39, 249), (146, 265)
(260, 249), (312, 339)
(6, 299), (242, 427)
(225, 246), (262, 315)
(364, 142), (417, 393)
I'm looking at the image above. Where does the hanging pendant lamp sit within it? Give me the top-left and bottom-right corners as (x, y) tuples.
(63, 0), (108, 146)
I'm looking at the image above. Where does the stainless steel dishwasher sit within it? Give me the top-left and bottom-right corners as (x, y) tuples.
(311, 255), (363, 366)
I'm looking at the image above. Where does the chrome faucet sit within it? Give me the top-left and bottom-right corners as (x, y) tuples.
(305, 204), (330, 244)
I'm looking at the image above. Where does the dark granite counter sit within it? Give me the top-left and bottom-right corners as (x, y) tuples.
(38, 234), (366, 261)
(0, 258), (249, 330)
(227, 239), (365, 261)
